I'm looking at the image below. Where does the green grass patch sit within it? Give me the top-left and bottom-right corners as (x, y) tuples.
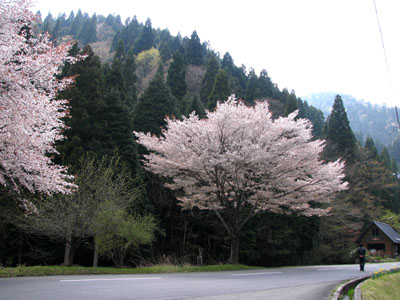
(361, 272), (400, 300)
(0, 264), (260, 278)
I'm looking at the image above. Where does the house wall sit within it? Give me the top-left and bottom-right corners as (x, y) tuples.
(359, 224), (396, 257)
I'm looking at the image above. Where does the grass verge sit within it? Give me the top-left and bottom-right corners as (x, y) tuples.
(0, 264), (260, 278)
(361, 272), (400, 300)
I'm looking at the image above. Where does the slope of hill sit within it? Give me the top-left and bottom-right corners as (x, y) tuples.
(303, 92), (399, 148)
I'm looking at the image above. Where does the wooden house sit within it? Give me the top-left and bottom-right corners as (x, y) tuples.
(357, 220), (400, 258)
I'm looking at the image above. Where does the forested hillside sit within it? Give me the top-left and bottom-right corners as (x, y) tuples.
(1, 4), (399, 269)
(304, 92), (400, 164)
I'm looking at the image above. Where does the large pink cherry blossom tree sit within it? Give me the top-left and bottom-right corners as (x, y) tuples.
(0, 0), (79, 196)
(135, 97), (348, 263)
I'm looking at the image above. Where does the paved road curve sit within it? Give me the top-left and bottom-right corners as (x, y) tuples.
(1, 262), (399, 300)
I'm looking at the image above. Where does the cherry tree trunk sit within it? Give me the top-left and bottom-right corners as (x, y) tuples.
(228, 231), (240, 264)
(63, 233), (76, 266)
(63, 234), (72, 266)
(93, 245), (98, 268)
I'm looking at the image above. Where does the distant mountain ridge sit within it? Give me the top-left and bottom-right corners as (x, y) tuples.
(303, 92), (399, 148)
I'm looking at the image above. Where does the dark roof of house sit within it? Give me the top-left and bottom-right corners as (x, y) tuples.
(373, 221), (400, 244)
(358, 220), (400, 244)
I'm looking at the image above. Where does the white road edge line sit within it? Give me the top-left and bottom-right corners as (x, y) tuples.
(316, 268), (344, 271)
(60, 277), (162, 282)
(231, 272), (282, 276)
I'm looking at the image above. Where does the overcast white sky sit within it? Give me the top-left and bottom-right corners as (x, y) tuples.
(33, 0), (400, 107)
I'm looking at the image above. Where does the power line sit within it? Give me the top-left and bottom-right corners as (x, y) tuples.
(373, 0), (400, 130)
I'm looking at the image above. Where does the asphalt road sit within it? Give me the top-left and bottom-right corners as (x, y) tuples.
(1, 262), (399, 300)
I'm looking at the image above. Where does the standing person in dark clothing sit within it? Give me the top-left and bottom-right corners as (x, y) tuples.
(357, 244), (367, 271)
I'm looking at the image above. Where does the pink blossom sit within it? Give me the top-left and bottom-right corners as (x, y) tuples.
(0, 0), (80, 194)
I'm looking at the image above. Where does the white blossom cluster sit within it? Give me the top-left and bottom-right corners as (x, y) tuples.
(0, 0), (80, 194)
(135, 97), (348, 218)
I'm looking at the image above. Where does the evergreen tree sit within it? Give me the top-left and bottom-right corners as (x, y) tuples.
(185, 31), (203, 65)
(167, 51), (187, 100)
(114, 40), (125, 61)
(133, 66), (176, 136)
(56, 45), (110, 169)
(258, 69), (273, 98)
(133, 18), (154, 55)
(305, 104), (325, 138)
(69, 9), (83, 38)
(79, 14), (97, 45)
(65, 11), (75, 30)
(42, 13), (54, 34)
(207, 69), (230, 111)
(200, 54), (219, 104)
(365, 137), (379, 160)
(159, 41), (171, 62)
(187, 94), (206, 118)
(324, 95), (356, 161)
(120, 16), (140, 52)
(103, 57), (139, 171)
(284, 90), (298, 116)
(245, 69), (259, 104)
(122, 49), (138, 109)
(171, 34), (183, 54)
(221, 52), (234, 74)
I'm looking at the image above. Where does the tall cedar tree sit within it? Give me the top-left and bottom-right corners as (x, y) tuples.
(133, 66), (176, 136)
(167, 51), (187, 100)
(187, 94), (206, 119)
(56, 45), (110, 170)
(200, 55), (219, 104)
(122, 49), (138, 109)
(245, 69), (259, 104)
(185, 31), (203, 65)
(284, 90), (298, 116)
(103, 57), (139, 171)
(207, 69), (230, 111)
(258, 69), (274, 98)
(133, 18), (154, 55)
(114, 16), (140, 52)
(69, 9), (83, 37)
(79, 14), (97, 45)
(325, 95), (356, 161)
(221, 52), (234, 74)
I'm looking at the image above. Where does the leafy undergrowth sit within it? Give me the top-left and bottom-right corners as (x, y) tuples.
(361, 272), (400, 300)
(0, 264), (260, 278)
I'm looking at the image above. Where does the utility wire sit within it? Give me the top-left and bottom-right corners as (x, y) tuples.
(373, 0), (400, 129)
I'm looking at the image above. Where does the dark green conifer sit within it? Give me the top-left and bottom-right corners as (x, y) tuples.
(185, 31), (203, 65)
(245, 69), (259, 104)
(365, 137), (379, 160)
(103, 57), (139, 171)
(258, 69), (273, 98)
(56, 45), (110, 169)
(167, 51), (187, 100)
(133, 18), (154, 55)
(79, 14), (97, 45)
(187, 94), (206, 118)
(122, 49), (137, 109)
(133, 66), (176, 136)
(200, 54), (219, 104)
(115, 40), (125, 61)
(325, 95), (356, 161)
(284, 90), (298, 116)
(69, 9), (83, 37)
(207, 69), (230, 110)
(221, 52), (234, 74)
